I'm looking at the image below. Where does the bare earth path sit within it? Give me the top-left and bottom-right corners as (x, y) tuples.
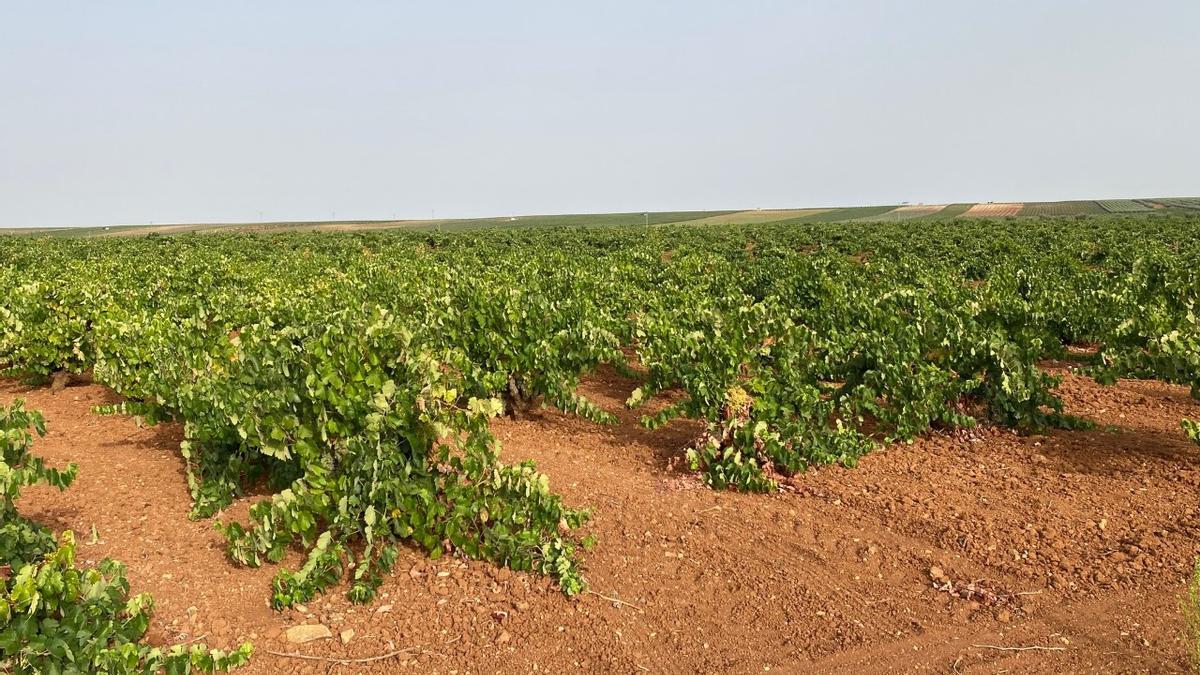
(7, 366), (1200, 673)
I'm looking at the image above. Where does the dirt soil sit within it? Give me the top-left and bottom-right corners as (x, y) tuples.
(8, 366), (1200, 674)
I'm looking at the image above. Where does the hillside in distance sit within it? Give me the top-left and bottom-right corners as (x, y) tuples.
(5, 197), (1199, 237)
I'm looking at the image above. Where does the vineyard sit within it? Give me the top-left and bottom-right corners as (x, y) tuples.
(3, 214), (1200, 672)
(1018, 201), (1108, 217)
(1098, 199), (1154, 213)
(1158, 198), (1200, 210)
(850, 204), (948, 222)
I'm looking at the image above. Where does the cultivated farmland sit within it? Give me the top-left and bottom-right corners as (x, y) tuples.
(1019, 201), (1107, 217)
(2, 214), (1200, 673)
(1156, 198), (1200, 210)
(962, 203), (1024, 217)
(852, 204), (948, 221)
(1098, 199), (1153, 213)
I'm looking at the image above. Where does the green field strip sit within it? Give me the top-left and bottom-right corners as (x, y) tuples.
(777, 205), (901, 224)
(1019, 201), (1107, 217)
(1097, 199), (1153, 213)
(1155, 198), (1200, 210)
(665, 208), (834, 226)
(422, 210), (739, 230)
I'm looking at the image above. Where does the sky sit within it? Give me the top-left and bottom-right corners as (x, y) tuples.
(1, 1), (1198, 228)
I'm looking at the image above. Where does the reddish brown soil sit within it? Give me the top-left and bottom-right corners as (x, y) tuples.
(7, 366), (1200, 674)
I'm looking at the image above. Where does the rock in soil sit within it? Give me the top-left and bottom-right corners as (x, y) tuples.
(285, 624), (332, 644)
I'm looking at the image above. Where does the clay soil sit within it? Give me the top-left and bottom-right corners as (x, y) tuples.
(7, 366), (1200, 674)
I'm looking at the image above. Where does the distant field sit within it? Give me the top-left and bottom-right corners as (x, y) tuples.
(1154, 198), (1200, 210)
(962, 203), (1024, 217)
(1019, 201), (1106, 217)
(418, 211), (737, 230)
(923, 203), (975, 220)
(60, 212), (739, 237)
(666, 208), (832, 225)
(6, 198), (1200, 237)
(1098, 199), (1153, 213)
(97, 220), (409, 237)
(778, 205), (900, 224)
(853, 204), (947, 222)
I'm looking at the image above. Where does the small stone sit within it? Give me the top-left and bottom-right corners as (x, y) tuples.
(286, 624), (333, 644)
(294, 604), (309, 614)
(997, 610), (1011, 623)
(495, 630), (511, 645)
(339, 629), (355, 645)
(375, 604), (393, 614)
(50, 371), (71, 392)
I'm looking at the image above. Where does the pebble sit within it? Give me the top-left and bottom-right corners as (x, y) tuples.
(286, 624), (333, 644)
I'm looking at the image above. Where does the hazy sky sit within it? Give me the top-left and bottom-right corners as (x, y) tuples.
(1, 1), (1197, 228)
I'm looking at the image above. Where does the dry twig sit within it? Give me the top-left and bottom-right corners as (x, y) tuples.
(971, 644), (1066, 652)
(266, 647), (418, 665)
(587, 589), (644, 612)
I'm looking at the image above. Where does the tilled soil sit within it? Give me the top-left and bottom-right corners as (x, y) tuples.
(7, 367), (1200, 674)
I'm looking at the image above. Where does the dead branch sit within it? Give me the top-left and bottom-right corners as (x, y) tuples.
(587, 589), (644, 612)
(971, 644), (1066, 652)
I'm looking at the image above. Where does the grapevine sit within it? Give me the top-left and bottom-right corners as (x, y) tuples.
(0, 214), (1198, 604)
